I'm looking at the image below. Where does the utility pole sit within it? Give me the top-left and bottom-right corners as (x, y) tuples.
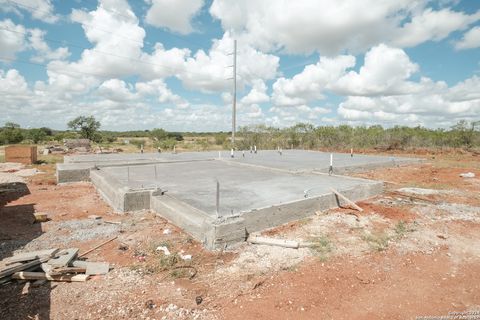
(231, 39), (237, 148)
(226, 39), (237, 149)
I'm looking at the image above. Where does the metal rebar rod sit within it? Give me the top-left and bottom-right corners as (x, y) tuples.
(216, 180), (220, 218)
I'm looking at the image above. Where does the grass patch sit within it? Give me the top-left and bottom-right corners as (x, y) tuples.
(394, 221), (407, 237)
(169, 268), (191, 279)
(362, 232), (390, 252)
(144, 253), (180, 274)
(393, 220), (417, 239)
(308, 235), (333, 260)
(146, 240), (171, 254)
(35, 153), (64, 164)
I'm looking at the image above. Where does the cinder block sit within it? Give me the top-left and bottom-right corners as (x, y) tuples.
(5, 146), (37, 164)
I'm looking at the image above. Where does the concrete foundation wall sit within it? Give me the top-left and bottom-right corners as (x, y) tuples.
(327, 159), (422, 175)
(206, 182), (383, 249)
(151, 181), (383, 250)
(56, 163), (94, 183)
(151, 194), (215, 243)
(56, 151), (393, 250)
(90, 170), (128, 212)
(90, 170), (155, 212)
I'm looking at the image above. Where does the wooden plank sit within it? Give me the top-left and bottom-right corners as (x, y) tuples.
(330, 188), (364, 212)
(49, 267), (87, 276)
(4, 249), (59, 263)
(47, 248), (79, 267)
(12, 272), (89, 282)
(247, 235), (299, 249)
(72, 261), (109, 275)
(0, 256), (50, 280)
(0, 262), (23, 272)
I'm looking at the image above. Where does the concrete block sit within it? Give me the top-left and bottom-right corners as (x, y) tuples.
(56, 163), (94, 183)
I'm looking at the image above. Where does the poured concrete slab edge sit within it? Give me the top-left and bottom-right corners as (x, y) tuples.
(90, 170), (158, 212)
(88, 166), (383, 249)
(56, 159), (217, 183)
(150, 180), (383, 249)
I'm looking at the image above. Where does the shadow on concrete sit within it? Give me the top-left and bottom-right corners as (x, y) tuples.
(0, 182), (51, 320)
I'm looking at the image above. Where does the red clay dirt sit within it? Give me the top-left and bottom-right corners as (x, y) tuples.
(0, 151), (479, 319)
(219, 251), (480, 320)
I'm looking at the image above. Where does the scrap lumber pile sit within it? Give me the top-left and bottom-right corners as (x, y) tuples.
(0, 248), (110, 284)
(64, 139), (91, 152)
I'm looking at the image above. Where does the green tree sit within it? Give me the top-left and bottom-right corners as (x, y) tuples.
(451, 120), (477, 147)
(0, 122), (24, 144)
(150, 128), (169, 141)
(27, 128), (47, 144)
(4, 122), (20, 129)
(67, 116), (101, 141)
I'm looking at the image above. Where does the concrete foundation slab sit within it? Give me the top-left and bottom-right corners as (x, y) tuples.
(57, 150), (421, 249)
(100, 160), (379, 216)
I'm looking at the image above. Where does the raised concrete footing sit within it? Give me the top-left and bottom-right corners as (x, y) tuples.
(56, 150), (419, 249)
(150, 181), (382, 249)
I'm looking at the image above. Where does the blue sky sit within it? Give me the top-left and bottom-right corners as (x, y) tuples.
(0, 0), (479, 131)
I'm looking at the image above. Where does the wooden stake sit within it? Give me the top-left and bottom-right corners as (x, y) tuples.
(330, 188), (364, 212)
(78, 236), (117, 258)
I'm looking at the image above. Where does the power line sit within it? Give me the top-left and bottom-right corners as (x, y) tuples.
(0, 27), (229, 81)
(9, 0), (208, 51)
(0, 55), (124, 80)
(8, 0), (146, 46)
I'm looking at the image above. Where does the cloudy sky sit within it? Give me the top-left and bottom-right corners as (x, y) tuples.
(1, 0), (479, 131)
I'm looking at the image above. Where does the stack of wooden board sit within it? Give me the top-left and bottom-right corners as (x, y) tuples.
(0, 248), (110, 284)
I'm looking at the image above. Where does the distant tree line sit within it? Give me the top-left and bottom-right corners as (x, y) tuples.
(0, 116), (184, 147)
(1, 117), (478, 151)
(236, 120), (480, 151)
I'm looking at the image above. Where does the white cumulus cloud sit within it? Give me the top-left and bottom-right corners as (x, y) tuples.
(455, 26), (480, 50)
(0, 19), (27, 60)
(145, 0), (204, 34)
(210, 0), (480, 54)
(0, 0), (58, 23)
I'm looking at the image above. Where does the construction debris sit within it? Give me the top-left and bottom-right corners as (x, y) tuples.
(247, 235), (300, 249)
(3, 248), (59, 263)
(156, 246), (171, 256)
(78, 236), (118, 258)
(0, 248), (111, 284)
(64, 139), (91, 152)
(459, 172), (475, 178)
(33, 212), (49, 223)
(330, 188), (364, 212)
(103, 220), (121, 225)
(13, 272), (89, 282)
(390, 190), (437, 203)
(72, 261), (110, 275)
(48, 248), (79, 267)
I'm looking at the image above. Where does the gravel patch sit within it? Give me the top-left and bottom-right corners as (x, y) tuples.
(19, 219), (122, 251)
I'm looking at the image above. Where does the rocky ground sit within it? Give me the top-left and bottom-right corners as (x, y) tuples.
(0, 151), (479, 319)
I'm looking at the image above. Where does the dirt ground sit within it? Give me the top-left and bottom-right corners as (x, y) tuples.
(0, 150), (479, 319)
